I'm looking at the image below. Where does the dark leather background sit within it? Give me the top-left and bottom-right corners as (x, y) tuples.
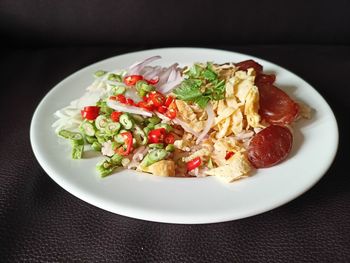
(1, 1), (349, 262)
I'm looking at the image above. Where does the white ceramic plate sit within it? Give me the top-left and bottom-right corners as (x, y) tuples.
(30, 48), (338, 224)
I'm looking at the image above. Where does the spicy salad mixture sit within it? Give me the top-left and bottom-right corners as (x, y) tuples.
(52, 56), (311, 182)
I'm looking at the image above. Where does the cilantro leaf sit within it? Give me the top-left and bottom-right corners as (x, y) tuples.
(194, 96), (210, 108)
(202, 68), (217, 81)
(173, 62), (226, 108)
(173, 79), (202, 101)
(188, 64), (203, 78)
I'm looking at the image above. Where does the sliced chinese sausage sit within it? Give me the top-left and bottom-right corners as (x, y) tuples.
(235, 59), (263, 74)
(257, 83), (299, 125)
(248, 125), (293, 168)
(255, 73), (276, 85)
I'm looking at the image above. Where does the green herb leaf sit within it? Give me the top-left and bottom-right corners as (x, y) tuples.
(194, 96), (210, 108)
(173, 79), (202, 101)
(202, 68), (217, 81)
(188, 64), (203, 78)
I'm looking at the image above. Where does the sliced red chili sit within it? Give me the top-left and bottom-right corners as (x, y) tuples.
(143, 93), (150, 102)
(187, 157), (202, 171)
(126, 98), (135, 106)
(149, 91), (165, 107)
(164, 96), (174, 107)
(123, 75), (143, 86)
(81, 106), (100, 120)
(137, 101), (154, 111)
(116, 132), (133, 156)
(148, 128), (166, 144)
(110, 111), (122, 122)
(225, 151), (234, 160)
(165, 108), (177, 119)
(164, 133), (175, 144)
(157, 105), (167, 114)
(116, 94), (127, 104)
(146, 77), (159, 85)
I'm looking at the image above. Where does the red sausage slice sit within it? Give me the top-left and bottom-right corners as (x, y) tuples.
(258, 83), (299, 125)
(248, 125), (293, 168)
(235, 59), (263, 74)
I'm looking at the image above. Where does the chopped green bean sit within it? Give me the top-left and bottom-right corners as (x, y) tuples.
(70, 133), (84, 146)
(119, 114), (134, 130)
(72, 144), (84, 159)
(114, 134), (125, 144)
(131, 114), (144, 124)
(147, 123), (155, 129)
(140, 149), (167, 167)
(113, 86), (126, 95)
(133, 126), (148, 145)
(155, 123), (173, 132)
(148, 116), (161, 124)
(108, 73), (122, 82)
(58, 129), (75, 139)
(85, 136), (97, 144)
(105, 122), (121, 135)
(91, 141), (102, 151)
(143, 127), (151, 135)
(165, 144), (175, 152)
(111, 154), (123, 165)
(149, 143), (164, 149)
(94, 70), (107, 78)
(95, 115), (109, 130)
(80, 121), (95, 136)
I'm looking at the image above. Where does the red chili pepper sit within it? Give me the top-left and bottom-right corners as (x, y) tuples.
(116, 94), (127, 104)
(225, 151), (234, 160)
(164, 100), (177, 119)
(116, 132), (133, 156)
(137, 101), (154, 111)
(146, 78), (159, 85)
(81, 106), (100, 120)
(123, 75), (143, 86)
(110, 111), (122, 122)
(164, 133), (175, 144)
(157, 105), (167, 114)
(143, 93), (150, 102)
(149, 91), (165, 107)
(126, 98), (135, 106)
(165, 108), (177, 119)
(164, 96), (174, 107)
(187, 157), (202, 171)
(148, 128), (166, 143)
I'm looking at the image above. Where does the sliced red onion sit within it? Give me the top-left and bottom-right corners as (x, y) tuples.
(172, 117), (200, 137)
(124, 87), (142, 103)
(128, 56), (161, 75)
(107, 100), (152, 117)
(158, 73), (183, 94)
(156, 63), (178, 87)
(132, 146), (147, 162)
(154, 112), (171, 122)
(196, 103), (214, 144)
(142, 66), (162, 80)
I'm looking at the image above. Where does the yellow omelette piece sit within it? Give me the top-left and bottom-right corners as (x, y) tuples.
(205, 152), (252, 183)
(141, 160), (176, 177)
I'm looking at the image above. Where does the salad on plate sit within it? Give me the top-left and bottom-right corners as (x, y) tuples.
(52, 56), (311, 183)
